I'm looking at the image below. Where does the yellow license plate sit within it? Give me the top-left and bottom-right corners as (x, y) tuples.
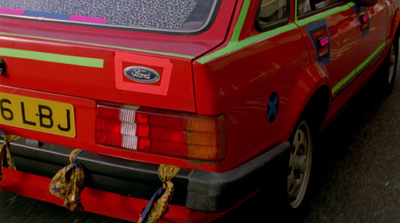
(0, 93), (76, 138)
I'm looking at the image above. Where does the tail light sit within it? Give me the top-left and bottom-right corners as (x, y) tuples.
(95, 104), (226, 161)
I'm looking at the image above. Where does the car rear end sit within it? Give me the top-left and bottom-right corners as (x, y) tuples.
(0, 0), (241, 222)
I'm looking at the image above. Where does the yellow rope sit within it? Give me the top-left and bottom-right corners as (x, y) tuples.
(0, 135), (19, 183)
(49, 149), (85, 211)
(139, 164), (180, 223)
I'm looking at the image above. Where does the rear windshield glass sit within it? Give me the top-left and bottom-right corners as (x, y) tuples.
(0, 0), (217, 32)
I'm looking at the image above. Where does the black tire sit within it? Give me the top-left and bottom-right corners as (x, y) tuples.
(285, 119), (313, 210)
(377, 36), (398, 95)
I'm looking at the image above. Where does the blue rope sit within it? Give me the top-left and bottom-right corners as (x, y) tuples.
(72, 150), (85, 168)
(139, 187), (166, 223)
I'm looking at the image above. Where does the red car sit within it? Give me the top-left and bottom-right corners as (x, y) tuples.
(0, 0), (398, 222)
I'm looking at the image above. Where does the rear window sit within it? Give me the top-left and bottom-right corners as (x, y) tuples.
(0, 0), (218, 33)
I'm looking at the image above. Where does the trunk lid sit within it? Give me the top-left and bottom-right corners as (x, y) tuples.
(0, 0), (234, 112)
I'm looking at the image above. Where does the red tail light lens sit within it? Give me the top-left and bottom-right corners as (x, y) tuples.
(95, 104), (226, 161)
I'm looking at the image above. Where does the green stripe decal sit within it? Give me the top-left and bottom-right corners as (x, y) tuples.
(0, 32), (194, 60)
(197, 1), (298, 64)
(196, 2), (356, 64)
(231, 1), (250, 44)
(196, 0), (250, 64)
(332, 42), (386, 95)
(296, 3), (353, 27)
(0, 47), (104, 68)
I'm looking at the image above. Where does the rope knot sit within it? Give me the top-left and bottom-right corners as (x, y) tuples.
(139, 164), (180, 223)
(49, 149), (85, 211)
(0, 134), (19, 183)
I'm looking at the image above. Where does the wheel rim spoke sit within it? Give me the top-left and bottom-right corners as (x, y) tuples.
(296, 155), (307, 173)
(288, 178), (302, 198)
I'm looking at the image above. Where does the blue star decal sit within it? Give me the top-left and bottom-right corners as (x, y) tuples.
(267, 93), (279, 123)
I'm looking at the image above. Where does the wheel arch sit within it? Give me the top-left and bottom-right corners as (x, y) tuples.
(280, 85), (330, 210)
(276, 84), (330, 211)
(281, 66), (331, 142)
(390, 7), (400, 43)
(300, 86), (330, 132)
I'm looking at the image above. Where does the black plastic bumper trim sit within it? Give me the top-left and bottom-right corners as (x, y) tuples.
(7, 138), (191, 206)
(6, 138), (290, 212)
(186, 142), (290, 212)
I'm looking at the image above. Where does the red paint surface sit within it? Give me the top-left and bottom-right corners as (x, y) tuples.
(0, 0), (398, 221)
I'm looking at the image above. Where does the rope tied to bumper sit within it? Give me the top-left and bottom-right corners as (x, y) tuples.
(0, 134), (19, 183)
(139, 164), (180, 223)
(49, 149), (85, 212)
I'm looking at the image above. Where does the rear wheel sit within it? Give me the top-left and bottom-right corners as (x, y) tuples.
(378, 36), (398, 95)
(286, 119), (313, 209)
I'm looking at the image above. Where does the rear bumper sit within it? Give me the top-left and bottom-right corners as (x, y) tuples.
(6, 138), (290, 213)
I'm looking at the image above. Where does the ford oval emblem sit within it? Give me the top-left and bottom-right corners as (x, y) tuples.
(124, 66), (161, 83)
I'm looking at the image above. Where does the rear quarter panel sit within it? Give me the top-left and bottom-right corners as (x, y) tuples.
(194, 1), (315, 171)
